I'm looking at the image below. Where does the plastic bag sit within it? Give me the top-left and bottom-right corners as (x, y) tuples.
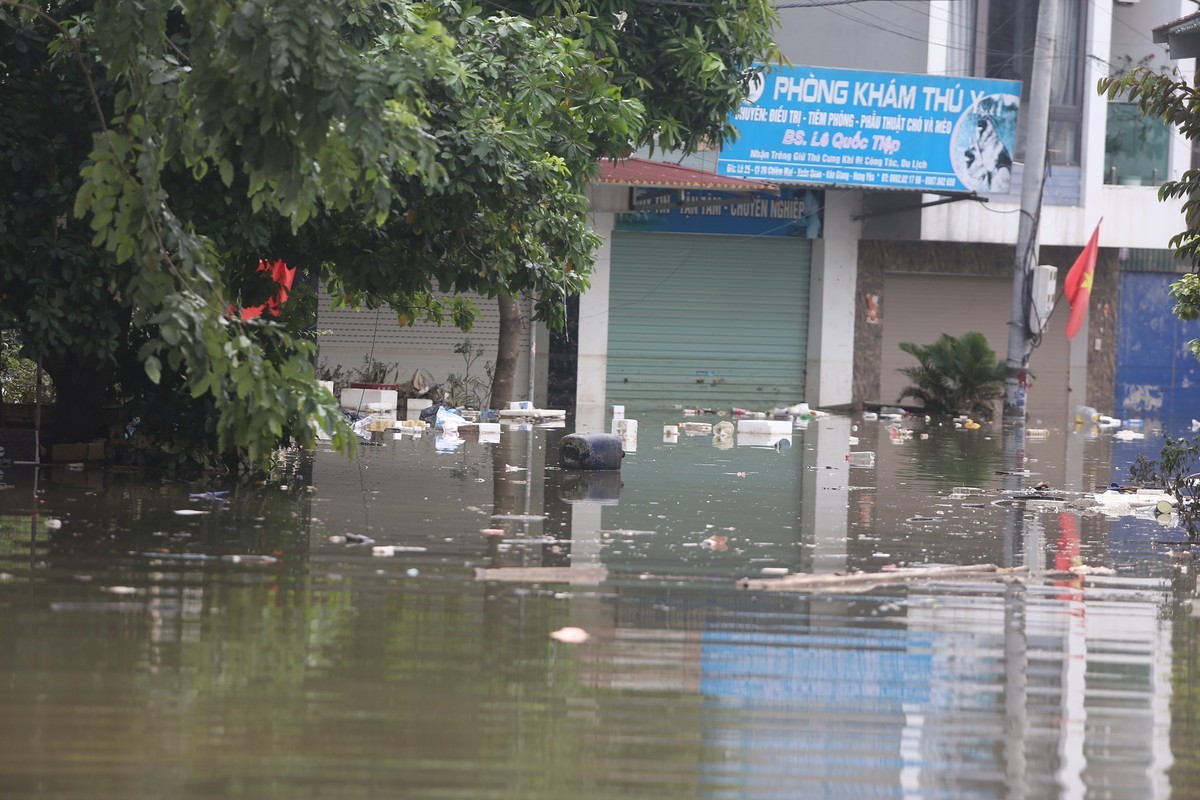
(419, 401), (445, 425)
(435, 404), (466, 432)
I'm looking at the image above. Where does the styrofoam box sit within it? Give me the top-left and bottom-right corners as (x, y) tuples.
(341, 388), (398, 411)
(736, 419), (791, 435)
(407, 398), (433, 421)
(737, 432), (792, 448)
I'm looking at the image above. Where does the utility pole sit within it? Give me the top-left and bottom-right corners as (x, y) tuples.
(1003, 0), (1058, 420)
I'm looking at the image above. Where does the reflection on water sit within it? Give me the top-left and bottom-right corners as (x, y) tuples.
(0, 413), (1196, 798)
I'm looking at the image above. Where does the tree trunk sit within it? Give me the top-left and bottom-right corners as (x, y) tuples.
(491, 293), (523, 408)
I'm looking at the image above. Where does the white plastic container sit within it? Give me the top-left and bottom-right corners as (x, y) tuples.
(612, 418), (638, 438)
(736, 419), (791, 436)
(340, 388), (398, 413)
(847, 451), (876, 468)
(737, 432), (791, 448)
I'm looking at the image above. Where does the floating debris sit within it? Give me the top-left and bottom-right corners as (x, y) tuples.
(219, 554), (279, 565)
(475, 566), (608, 584)
(329, 533), (375, 546)
(188, 490), (230, 501)
(549, 627), (591, 644)
(371, 545), (428, 557)
(742, 563), (1026, 593)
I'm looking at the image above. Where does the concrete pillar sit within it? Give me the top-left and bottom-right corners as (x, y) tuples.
(806, 190), (861, 409)
(576, 212), (613, 432)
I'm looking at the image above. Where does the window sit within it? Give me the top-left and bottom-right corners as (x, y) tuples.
(947, 0), (1085, 164)
(1105, 103), (1169, 185)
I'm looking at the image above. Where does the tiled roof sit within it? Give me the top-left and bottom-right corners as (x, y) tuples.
(596, 157), (777, 193)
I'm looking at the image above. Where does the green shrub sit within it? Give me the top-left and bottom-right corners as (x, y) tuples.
(896, 331), (1005, 421)
(1129, 434), (1200, 540)
(0, 330), (55, 404)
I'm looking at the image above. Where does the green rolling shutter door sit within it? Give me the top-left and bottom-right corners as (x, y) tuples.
(607, 231), (810, 409)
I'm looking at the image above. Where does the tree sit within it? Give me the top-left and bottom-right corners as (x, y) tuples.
(480, 0), (781, 407)
(0, 0), (659, 467)
(896, 332), (1006, 421)
(1098, 67), (1200, 345)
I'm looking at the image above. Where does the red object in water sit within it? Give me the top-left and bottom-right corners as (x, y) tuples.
(234, 259), (296, 320)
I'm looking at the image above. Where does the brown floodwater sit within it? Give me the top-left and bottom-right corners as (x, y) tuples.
(0, 409), (1197, 799)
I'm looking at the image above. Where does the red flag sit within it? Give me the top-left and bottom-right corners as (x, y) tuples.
(235, 260), (297, 320)
(1064, 223), (1100, 341)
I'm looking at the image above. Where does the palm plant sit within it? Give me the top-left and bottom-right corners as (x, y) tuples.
(896, 332), (1006, 420)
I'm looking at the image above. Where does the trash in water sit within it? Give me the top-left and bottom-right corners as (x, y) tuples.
(701, 535), (728, 551)
(737, 419), (790, 436)
(613, 419), (638, 453)
(436, 405), (468, 433)
(102, 585), (138, 595)
(1113, 430), (1145, 441)
(549, 626), (591, 644)
(173, 509), (208, 516)
(329, 533), (375, 546)
(188, 490), (230, 501)
(712, 421), (734, 443)
(220, 554), (279, 565)
(847, 451), (876, 468)
(558, 433), (624, 471)
(372, 545), (429, 557)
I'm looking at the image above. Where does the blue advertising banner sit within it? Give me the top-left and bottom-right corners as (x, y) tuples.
(719, 66), (1021, 194)
(615, 186), (822, 238)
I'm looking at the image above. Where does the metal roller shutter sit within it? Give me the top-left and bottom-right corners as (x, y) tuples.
(606, 231), (811, 410)
(879, 273), (1069, 422)
(1116, 271), (1200, 431)
(316, 288), (528, 396)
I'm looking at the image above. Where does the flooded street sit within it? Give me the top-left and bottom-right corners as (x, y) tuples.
(1, 410), (1198, 798)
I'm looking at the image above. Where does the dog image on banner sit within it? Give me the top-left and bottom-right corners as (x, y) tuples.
(951, 93), (1020, 193)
